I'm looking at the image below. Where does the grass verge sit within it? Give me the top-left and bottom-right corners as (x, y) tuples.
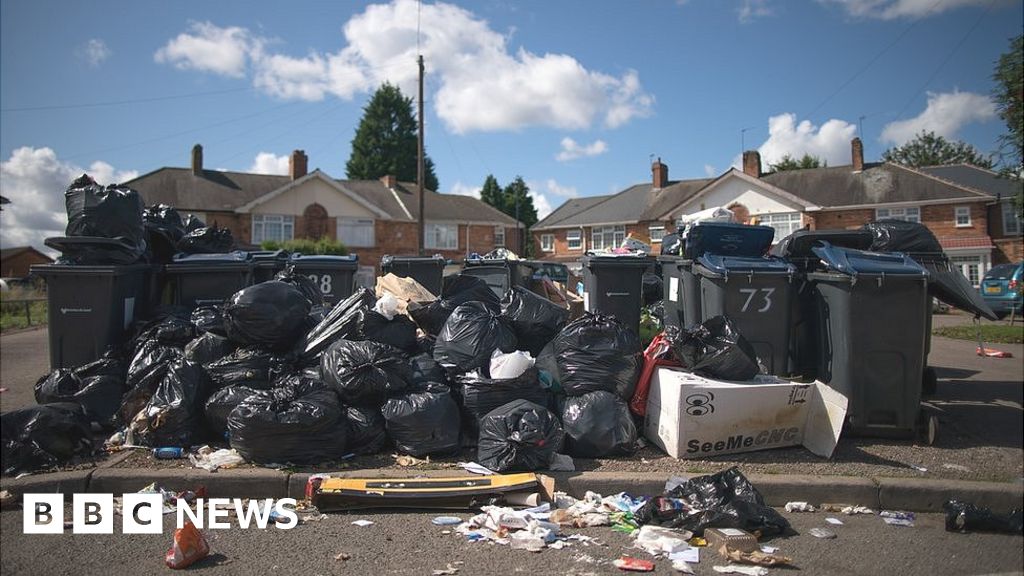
(0, 289), (48, 332)
(932, 324), (1024, 344)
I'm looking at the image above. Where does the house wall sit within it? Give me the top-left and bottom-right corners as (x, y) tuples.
(3, 251), (52, 278)
(680, 179), (802, 217)
(251, 179), (377, 218)
(988, 200), (1024, 264)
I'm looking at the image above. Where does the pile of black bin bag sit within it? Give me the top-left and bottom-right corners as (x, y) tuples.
(3, 266), (651, 475)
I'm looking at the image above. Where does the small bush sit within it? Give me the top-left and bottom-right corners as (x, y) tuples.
(261, 238), (348, 255)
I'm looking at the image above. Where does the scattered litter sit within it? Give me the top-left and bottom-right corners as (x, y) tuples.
(613, 556), (655, 572)
(509, 531), (546, 552)
(0, 490), (15, 510)
(433, 516), (463, 526)
(705, 528), (757, 554)
(819, 503), (853, 512)
(712, 565), (769, 576)
(976, 347), (1012, 358)
(432, 563), (461, 575)
(0, 387), (8, 393)
(825, 517), (844, 525)
(669, 547), (699, 563)
(688, 536), (707, 547)
(634, 525), (692, 556)
(165, 521), (210, 569)
(673, 560), (695, 574)
(784, 501), (816, 512)
(351, 520), (374, 527)
(880, 511), (915, 523)
(841, 506), (874, 515)
(883, 517), (915, 527)
(441, 530), (451, 535)
(719, 546), (793, 567)
(807, 527), (836, 539)
(910, 464), (928, 473)
(942, 464), (971, 473)
(333, 552), (351, 561)
(457, 462), (494, 475)
(395, 454), (429, 467)
(760, 546), (778, 554)
(189, 447), (245, 472)
(944, 500), (1024, 534)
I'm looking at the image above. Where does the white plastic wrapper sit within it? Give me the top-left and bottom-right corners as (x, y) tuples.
(489, 349), (535, 380)
(373, 292), (400, 320)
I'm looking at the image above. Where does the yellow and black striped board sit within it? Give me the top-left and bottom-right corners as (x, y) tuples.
(311, 473), (541, 511)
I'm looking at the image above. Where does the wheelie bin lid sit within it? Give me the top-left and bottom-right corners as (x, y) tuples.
(581, 253), (651, 269)
(695, 254), (795, 277)
(770, 229), (873, 258)
(288, 253), (359, 268)
(810, 242), (928, 277)
(381, 254), (445, 265)
(684, 222), (775, 259)
(166, 251), (253, 271)
(249, 249), (291, 261)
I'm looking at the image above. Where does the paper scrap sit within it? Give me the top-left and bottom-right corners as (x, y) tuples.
(351, 520), (374, 527)
(670, 547), (700, 563)
(760, 546), (778, 554)
(458, 461), (494, 475)
(712, 565), (769, 576)
(825, 517), (844, 525)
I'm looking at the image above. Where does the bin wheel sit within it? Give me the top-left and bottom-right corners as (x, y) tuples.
(921, 366), (938, 397)
(917, 411), (938, 445)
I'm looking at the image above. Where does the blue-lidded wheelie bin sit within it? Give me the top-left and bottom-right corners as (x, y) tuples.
(380, 255), (446, 297)
(580, 253), (650, 336)
(287, 253), (359, 305)
(31, 262), (151, 369)
(251, 250), (291, 283)
(808, 243), (929, 438)
(164, 251), (253, 310)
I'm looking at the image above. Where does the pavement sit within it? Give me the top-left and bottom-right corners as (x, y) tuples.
(2, 314), (1022, 513)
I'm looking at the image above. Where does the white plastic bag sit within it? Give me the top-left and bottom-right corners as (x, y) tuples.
(489, 350), (535, 380)
(373, 292), (400, 320)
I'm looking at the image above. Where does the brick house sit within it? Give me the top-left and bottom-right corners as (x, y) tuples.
(1, 246), (53, 278)
(533, 139), (1023, 285)
(126, 145), (521, 285)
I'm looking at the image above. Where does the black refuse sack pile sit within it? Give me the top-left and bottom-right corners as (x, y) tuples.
(3, 271), (655, 475)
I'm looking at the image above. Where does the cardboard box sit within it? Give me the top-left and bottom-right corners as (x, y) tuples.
(644, 368), (848, 459)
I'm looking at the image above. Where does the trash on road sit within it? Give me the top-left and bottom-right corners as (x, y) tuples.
(705, 528), (758, 553)
(712, 565), (769, 576)
(350, 519), (374, 527)
(825, 517), (844, 525)
(309, 473), (544, 511)
(944, 501), (1022, 534)
(612, 556), (655, 572)
(880, 511), (915, 527)
(165, 521), (210, 569)
(976, 347), (1013, 358)
(431, 563), (462, 576)
(189, 447), (245, 472)
(807, 527), (836, 539)
(784, 502), (815, 512)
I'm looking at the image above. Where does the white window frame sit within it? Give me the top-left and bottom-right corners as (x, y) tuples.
(954, 206), (971, 228)
(876, 206), (921, 223)
(950, 255), (986, 287)
(425, 222), (459, 250)
(1002, 201), (1021, 236)
(760, 212), (803, 240)
(591, 225), (626, 251)
(493, 226), (505, 247)
(541, 234), (554, 252)
(337, 218), (375, 248)
(251, 214), (294, 243)
(566, 230), (582, 251)
(648, 225), (666, 243)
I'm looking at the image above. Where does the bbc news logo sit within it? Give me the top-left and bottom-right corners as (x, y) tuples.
(23, 494), (299, 534)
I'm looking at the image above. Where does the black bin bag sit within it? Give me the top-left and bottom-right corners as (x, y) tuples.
(642, 272), (663, 307)
(34, 354), (125, 425)
(410, 352), (448, 387)
(143, 203), (187, 263)
(203, 347), (283, 390)
(561, 391), (637, 458)
(381, 382), (460, 458)
(224, 281), (311, 351)
(320, 340), (412, 406)
(204, 385), (261, 441)
(228, 376), (348, 465)
(184, 332), (237, 366)
(64, 175), (146, 247)
(299, 288), (377, 361)
(177, 226), (234, 254)
(455, 367), (550, 439)
(433, 301), (517, 375)
(500, 286), (569, 356)
(128, 359), (210, 448)
(118, 339), (184, 425)
(275, 265), (325, 308)
(350, 308), (418, 352)
(635, 467), (790, 537)
(477, 399), (563, 473)
(541, 313), (642, 399)
(410, 275), (500, 336)
(944, 500), (1023, 534)
(191, 306), (226, 336)
(345, 405), (388, 455)
(1, 403), (94, 476)
(666, 316), (761, 381)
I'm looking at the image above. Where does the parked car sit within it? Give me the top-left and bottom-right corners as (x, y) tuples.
(979, 261), (1024, 318)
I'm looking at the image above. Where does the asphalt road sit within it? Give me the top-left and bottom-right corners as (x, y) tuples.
(2, 505), (1022, 575)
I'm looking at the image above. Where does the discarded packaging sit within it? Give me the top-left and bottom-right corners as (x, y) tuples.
(432, 516), (463, 526)
(351, 520), (374, 527)
(807, 527), (836, 539)
(165, 521), (210, 569)
(634, 525), (692, 556)
(825, 517), (844, 525)
(712, 565), (769, 576)
(705, 528), (757, 553)
(943, 500), (1023, 534)
(189, 448), (245, 472)
(613, 556), (655, 572)
(719, 545), (793, 567)
(310, 473), (544, 511)
(784, 501), (816, 512)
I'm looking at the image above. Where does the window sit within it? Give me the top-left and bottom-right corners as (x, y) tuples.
(425, 223), (458, 250)
(337, 218), (375, 247)
(761, 212), (803, 239)
(1003, 201), (1021, 236)
(591, 225), (626, 250)
(494, 226), (505, 247)
(541, 234), (554, 252)
(566, 230), (582, 250)
(875, 206), (920, 223)
(951, 255), (983, 287)
(252, 214), (294, 243)
(954, 206), (971, 227)
(649, 225), (666, 243)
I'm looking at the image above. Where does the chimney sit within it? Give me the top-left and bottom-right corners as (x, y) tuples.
(851, 137), (864, 172)
(191, 144), (203, 176)
(380, 174), (397, 189)
(289, 149), (308, 180)
(652, 158), (668, 189)
(742, 150), (761, 178)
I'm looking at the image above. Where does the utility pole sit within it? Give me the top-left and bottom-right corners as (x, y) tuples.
(417, 54), (426, 256)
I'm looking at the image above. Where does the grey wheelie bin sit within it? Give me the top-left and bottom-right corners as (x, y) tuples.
(462, 257), (535, 298)
(164, 251), (253, 310)
(694, 255), (797, 376)
(287, 253), (359, 305)
(380, 255), (446, 297)
(658, 256), (702, 329)
(580, 253), (650, 336)
(251, 250), (291, 283)
(31, 262), (151, 370)
(808, 243), (929, 438)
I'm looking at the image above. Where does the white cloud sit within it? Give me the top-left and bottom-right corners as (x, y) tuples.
(880, 91), (996, 146)
(248, 152), (290, 175)
(156, 1), (653, 132)
(0, 147), (137, 254)
(753, 113), (858, 168)
(556, 137), (609, 162)
(525, 179), (578, 220)
(154, 21), (258, 78)
(738, 0), (773, 22)
(79, 39), (111, 67)
(704, 164), (717, 177)
(448, 181), (481, 198)
(543, 179), (578, 199)
(819, 0), (997, 19)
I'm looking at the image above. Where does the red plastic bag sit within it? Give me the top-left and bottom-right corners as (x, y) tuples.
(629, 333), (680, 417)
(165, 521), (210, 569)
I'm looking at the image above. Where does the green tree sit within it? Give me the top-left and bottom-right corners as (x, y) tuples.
(769, 153), (826, 172)
(479, 175), (538, 256)
(992, 34), (1023, 215)
(480, 174), (503, 210)
(881, 131), (994, 169)
(346, 83), (439, 191)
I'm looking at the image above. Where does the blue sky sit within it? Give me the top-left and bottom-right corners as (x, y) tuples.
(1, 0), (1021, 251)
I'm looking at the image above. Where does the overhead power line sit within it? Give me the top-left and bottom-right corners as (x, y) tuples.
(1, 86), (252, 113)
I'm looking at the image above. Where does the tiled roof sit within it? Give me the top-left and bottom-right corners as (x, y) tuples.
(938, 236), (994, 250)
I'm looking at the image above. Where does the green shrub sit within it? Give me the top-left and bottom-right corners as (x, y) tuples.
(260, 238), (348, 255)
